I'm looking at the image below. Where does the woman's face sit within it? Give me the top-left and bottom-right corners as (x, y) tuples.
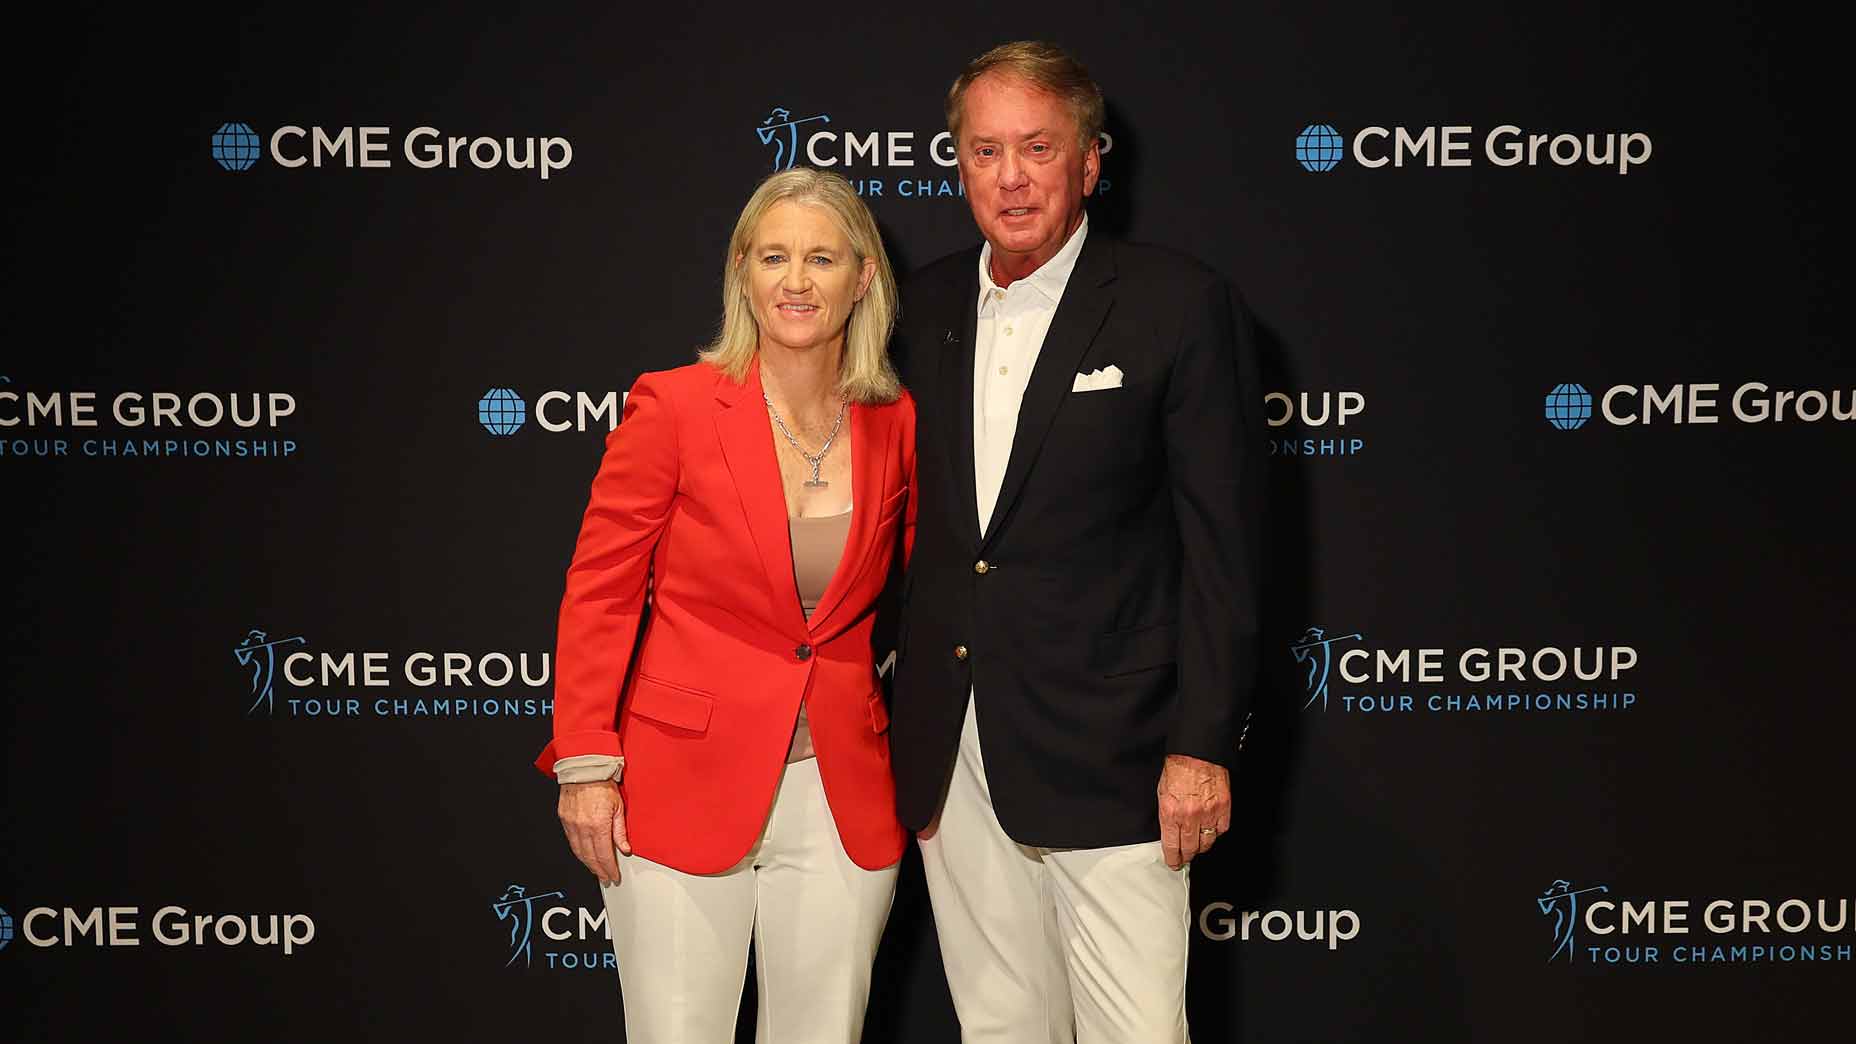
(742, 200), (875, 355)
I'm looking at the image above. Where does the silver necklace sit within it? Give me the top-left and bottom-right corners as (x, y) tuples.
(763, 393), (847, 488)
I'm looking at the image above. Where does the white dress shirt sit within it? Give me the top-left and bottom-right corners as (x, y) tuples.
(973, 215), (1089, 535)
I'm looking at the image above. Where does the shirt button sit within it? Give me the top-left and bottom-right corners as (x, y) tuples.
(795, 643), (813, 662)
(974, 560), (990, 575)
(1004, 326), (1014, 336)
(998, 366), (1008, 376)
(953, 644), (969, 661)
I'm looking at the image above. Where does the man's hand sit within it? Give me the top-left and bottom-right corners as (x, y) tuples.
(559, 780), (630, 885)
(1157, 754), (1231, 869)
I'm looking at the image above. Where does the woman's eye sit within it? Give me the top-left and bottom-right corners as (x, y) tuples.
(810, 255), (833, 266)
(763, 254), (785, 265)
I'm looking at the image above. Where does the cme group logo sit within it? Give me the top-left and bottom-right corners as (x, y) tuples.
(493, 884), (565, 967)
(1295, 124), (1344, 172)
(1266, 389), (1366, 459)
(0, 904), (313, 954)
(230, 626), (552, 720)
(491, 882), (612, 971)
(236, 628), (307, 715)
(479, 388), (527, 436)
(1538, 879), (1609, 961)
(208, 120), (571, 178)
(213, 122), (262, 171)
(749, 104), (1112, 200)
(1291, 625), (1639, 717)
(1291, 626), (1363, 709)
(1544, 383), (1593, 430)
(1528, 876), (1855, 968)
(476, 386), (627, 436)
(758, 107), (832, 171)
(1543, 380), (1852, 429)
(1296, 121), (1651, 173)
(1, 382), (300, 461)
(1196, 902), (1360, 949)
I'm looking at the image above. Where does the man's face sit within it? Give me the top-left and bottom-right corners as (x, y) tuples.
(957, 74), (1100, 273)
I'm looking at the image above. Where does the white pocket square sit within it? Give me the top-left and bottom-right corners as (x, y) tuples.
(1071, 365), (1124, 393)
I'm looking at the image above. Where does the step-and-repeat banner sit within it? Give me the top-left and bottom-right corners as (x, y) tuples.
(4, 3), (1850, 1041)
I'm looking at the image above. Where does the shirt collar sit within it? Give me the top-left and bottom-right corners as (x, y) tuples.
(978, 213), (1090, 312)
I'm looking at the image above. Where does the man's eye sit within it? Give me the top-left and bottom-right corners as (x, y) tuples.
(1029, 143), (1049, 154)
(975, 147), (996, 159)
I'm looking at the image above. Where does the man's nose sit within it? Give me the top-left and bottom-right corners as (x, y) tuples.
(998, 149), (1029, 190)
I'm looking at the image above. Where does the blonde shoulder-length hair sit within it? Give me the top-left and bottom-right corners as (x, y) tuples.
(698, 168), (901, 405)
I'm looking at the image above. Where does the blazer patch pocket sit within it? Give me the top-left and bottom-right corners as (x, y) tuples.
(1090, 622), (1179, 677)
(876, 486), (909, 524)
(626, 674), (716, 733)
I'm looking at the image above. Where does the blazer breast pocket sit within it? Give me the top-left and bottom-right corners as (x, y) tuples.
(875, 485), (910, 526)
(1063, 370), (1154, 416)
(1053, 377), (1154, 467)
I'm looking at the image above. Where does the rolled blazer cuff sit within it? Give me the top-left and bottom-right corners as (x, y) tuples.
(552, 754), (624, 784)
(534, 729), (623, 778)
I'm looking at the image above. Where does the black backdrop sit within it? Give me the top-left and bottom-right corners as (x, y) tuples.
(4, 3), (1852, 1041)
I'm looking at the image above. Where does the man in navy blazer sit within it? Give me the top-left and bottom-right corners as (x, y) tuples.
(890, 40), (1263, 1042)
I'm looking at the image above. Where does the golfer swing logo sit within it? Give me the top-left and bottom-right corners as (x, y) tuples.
(1538, 879), (1609, 962)
(235, 628), (306, 715)
(494, 884), (566, 967)
(1291, 626), (1363, 710)
(756, 107), (831, 171)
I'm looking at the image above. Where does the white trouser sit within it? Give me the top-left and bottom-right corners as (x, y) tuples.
(918, 695), (1192, 1044)
(601, 756), (899, 1044)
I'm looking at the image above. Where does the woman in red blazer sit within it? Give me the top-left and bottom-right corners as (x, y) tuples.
(536, 168), (914, 1043)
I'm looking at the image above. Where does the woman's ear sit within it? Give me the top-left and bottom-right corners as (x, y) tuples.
(856, 256), (877, 301)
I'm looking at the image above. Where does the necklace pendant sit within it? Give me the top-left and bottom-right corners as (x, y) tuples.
(803, 479), (830, 489)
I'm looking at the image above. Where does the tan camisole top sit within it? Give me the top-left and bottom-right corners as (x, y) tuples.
(786, 506), (851, 761)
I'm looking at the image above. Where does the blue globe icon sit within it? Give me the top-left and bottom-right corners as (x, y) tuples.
(1545, 383), (1593, 430)
(213, 122), (262, 171)
(479, 388), (527, 436)
(0, 907), (13, 952)
(1296, 124), (1344, 172)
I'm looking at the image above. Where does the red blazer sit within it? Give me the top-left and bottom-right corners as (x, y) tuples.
(536, 359), (916, 874)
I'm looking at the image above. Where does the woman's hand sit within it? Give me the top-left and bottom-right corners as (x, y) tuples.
(558, 780), (631, 885)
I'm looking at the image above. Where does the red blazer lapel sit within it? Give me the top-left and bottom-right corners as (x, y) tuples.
(712, 359), (808, 638)
(807, 399), (887, 636)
